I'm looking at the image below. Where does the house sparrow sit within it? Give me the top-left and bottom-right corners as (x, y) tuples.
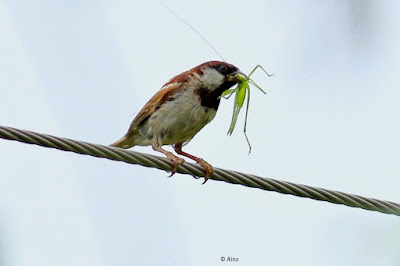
(111, 61), (244, 182)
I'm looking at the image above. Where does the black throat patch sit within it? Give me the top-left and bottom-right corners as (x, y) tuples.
(196, 81), (237, 110)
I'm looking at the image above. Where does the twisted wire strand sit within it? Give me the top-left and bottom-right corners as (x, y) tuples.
(1, 125), (399, 216)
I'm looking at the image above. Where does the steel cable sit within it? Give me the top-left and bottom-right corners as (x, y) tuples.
(1, 125), (399, 216)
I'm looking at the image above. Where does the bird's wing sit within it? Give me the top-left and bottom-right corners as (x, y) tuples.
(127, 82), (185, 132)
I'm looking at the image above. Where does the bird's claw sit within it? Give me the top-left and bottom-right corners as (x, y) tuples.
(166, 153), (185, 177)
(196, 158), (214, 184)
(165, 152), (213, 183)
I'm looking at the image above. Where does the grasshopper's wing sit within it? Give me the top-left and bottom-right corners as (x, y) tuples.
(127, 82), (185, 133)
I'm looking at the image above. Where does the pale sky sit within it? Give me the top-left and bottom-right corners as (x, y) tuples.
(0, 1), (399, 265)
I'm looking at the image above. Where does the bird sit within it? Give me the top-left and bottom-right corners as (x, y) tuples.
(110, 61), (244, 182)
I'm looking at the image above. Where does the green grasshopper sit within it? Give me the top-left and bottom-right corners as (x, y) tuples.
(221, 65), (272, 153)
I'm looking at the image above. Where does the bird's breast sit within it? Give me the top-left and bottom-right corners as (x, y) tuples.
(140, 88), (217, 145)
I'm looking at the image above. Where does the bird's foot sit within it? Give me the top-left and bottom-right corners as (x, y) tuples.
(166, 152), (185, 177)
(195, 158), (214, 184)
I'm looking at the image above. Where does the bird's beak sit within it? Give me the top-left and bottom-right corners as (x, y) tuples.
(227, 70), (247, 83)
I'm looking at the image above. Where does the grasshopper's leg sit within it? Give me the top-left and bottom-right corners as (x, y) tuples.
(244, 86), (252, 154)
(248, 65), (273, 77)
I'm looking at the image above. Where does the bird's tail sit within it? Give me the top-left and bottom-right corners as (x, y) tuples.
(110, 135), (135, 149)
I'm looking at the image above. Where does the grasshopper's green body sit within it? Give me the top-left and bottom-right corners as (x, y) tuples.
(222, 65), (272, 153)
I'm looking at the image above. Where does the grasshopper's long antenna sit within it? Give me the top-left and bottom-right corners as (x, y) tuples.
(157, 1), (225, 61)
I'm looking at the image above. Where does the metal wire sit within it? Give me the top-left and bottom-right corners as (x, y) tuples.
(1, 125), (399, 216)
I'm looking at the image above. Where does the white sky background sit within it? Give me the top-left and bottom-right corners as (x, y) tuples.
(0, 0), (399, 265)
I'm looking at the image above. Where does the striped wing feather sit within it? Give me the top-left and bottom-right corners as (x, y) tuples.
(127, 82), (184, 132)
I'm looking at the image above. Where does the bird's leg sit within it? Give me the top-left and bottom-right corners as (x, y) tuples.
(152, 138), (184, 176)
(173, 143), (214, 184)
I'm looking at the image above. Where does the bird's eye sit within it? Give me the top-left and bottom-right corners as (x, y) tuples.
(218, 64), (228, 73)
